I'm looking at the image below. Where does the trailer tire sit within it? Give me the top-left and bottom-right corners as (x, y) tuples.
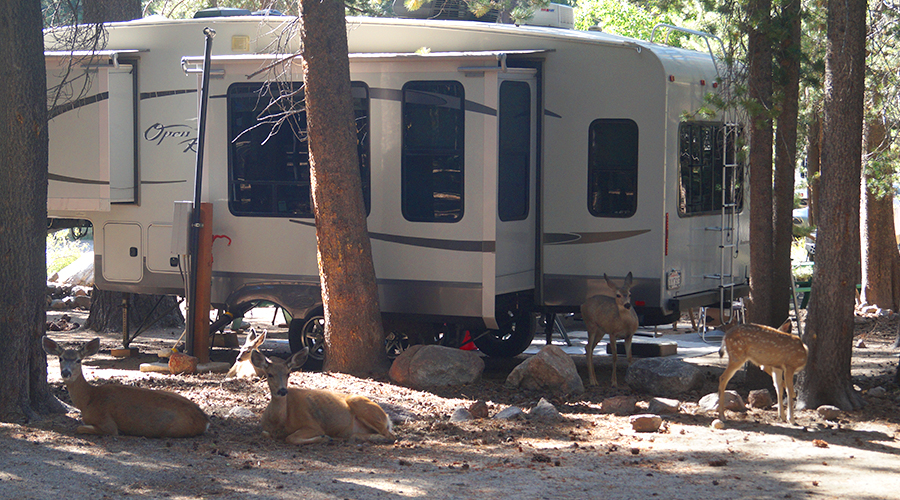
(472, 310), (535, 358)
(288, 313), (326, 370)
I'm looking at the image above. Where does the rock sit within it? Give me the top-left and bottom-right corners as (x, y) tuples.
(529, 398), (562, 422)
(868, 386), (887, 398)
(493, 406), (526, 421)
(630, 414), (662, 432)
(168, 352), (198, 374)
(699, 391), (745, 413)
(855, 339), (867, 348)
(624, 357), (703, 395)
(711, 419), (726, 429)
(468, 400), (489, 419)
(648, 397), (681, 415)
(72, 295), (92, 309)
(817, 405), (841, 421)
(601, 395), (636, 416)
(389, 344), (484, 389)
(450, 408), (474, 422)
(504, 345), (584, 395)
(747, 389), (773, 409)
(227, 406), (255, 419)
(49, 299), (69, 310)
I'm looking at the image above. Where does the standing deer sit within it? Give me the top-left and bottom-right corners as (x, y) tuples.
(226, 328), (267, 379)
(717, 320), (808, 424)
(43, 336), (208, 437)
(250, 348), (395, 445)
(580, 272), (639, 387)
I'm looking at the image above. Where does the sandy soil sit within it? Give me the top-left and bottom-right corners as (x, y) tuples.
(2, 308), (898, 500)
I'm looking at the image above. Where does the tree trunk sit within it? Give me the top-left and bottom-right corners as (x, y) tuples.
(860, 119), (900, 312)
(746, 0), (776, 328)
(82, 0), (140, 23)
(807, 112), (822, 227)
(300, 0), (388, 376)
(0, 0), (66, 423)
(772, 0), (802, 325)
(799, 0), (867, 411)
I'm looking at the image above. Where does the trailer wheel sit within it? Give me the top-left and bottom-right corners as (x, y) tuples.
(288, 314), (326, 370)
(472, 309), (535, 357)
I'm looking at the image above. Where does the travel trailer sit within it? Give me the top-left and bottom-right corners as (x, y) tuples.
(44, 6), (750, 363)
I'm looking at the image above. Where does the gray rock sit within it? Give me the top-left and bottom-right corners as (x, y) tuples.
(493, 406), (526, 420)
(389, 344), (484, 389)
(529, 398), (562, 421)
(748, 389), (773, 409)
(450, 408), (474, 422)
(601, 395), (636, 416)
(630, 414), (663, 432)
(505, 345), (584, 395)
(699, 391), (745, 413)
(227, 406), (255, 419)
(816, 405), (841, 420)
(868, 386), (887, 398)
(648, 397), (681, 415)
(624, 357), (703, 395)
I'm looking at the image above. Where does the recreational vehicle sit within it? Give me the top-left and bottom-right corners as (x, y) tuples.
(44, 7), (750, 363)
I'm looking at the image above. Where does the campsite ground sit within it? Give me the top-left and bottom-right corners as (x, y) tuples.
(2, 308), (899, 500)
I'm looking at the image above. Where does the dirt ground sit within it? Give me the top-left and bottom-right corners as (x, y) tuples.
(2, 308), (899, 500)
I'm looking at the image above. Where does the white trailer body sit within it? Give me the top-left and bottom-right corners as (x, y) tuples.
(45, 13), (749, 357)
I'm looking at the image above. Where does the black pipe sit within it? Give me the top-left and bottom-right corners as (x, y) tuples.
(186, 27), (216, 356)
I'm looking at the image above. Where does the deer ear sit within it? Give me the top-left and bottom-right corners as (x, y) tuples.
(624, 272), (633, 288)
(777, 320), (792, 333)
(81, 338), (101, 357)
(42, 336), (60, 356)
(250, 349), (269, 369)
(287, 348), (309, 371)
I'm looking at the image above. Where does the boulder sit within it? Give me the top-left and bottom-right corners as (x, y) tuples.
(529, 398), (563, 422)
(505, 345), (584, 395)
(699, 390), (745, 413)
(168, 352), (198, 374)
(624, 357), (703, 395)
(747, 389), (773, 409)
(389, 344), (484, 389)
(601, 395), (636, 415)
(648, 397), (681, 415)
(493, 406), (526, 420)
(816, 405), (841, 421)
(630, 414), (663, 433)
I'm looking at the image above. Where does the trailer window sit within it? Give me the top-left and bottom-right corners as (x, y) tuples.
(498, 80), (531, 222)
(678, 122), (744, 216)
(402, 81), (464, 223)
(227, 82), (370, 217)
(588, 119), (638, 217)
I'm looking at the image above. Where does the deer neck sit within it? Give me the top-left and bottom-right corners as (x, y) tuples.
(62, 366), (96, 411)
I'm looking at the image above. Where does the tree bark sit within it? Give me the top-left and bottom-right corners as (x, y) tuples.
(85, 289), (184, 339)
(300, 0), (388, 376)
(860, 119), (900, 312)
(799, 0), (867, 411)
(772, 0), (801, 326)
(0, 0), (66, 423)
(806, 112), (821, 227)
(82, 0), (140, 23)
(746, 0), (776, 328)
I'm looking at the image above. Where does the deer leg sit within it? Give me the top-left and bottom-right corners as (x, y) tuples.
(609, 332), (619, 387)
(286, 427), (332, 445)
(624, 333), (633, 365)
(784, 368), (798, 424)
(586, 329), (600, 387)
(769, 368), (785, 422)
(717, 360), (743, 421)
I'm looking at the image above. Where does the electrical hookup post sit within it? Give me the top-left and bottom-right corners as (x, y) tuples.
(186, 28), (216, 363)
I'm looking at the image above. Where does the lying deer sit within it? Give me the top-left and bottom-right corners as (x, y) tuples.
(250, 347), (395, 445)
(580, 272), (639, 387)
(226, 328), (267, 379)
(717, 320), (808, 424)
(43, 336), (209, 437)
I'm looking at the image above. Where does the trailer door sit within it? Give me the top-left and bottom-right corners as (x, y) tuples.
(494, 72), (537, 296)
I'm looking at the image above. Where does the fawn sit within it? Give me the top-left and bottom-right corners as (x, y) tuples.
(226, 328), (268, 379)
(580, 272), (639, 387)
(250, 348), (395, 445)
(717, 320), (808, 424)
(43, 336), (209, 437)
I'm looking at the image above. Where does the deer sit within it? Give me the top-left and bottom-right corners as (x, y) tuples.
(717, 319), (808, 424)
(226, 328), (268, 379)
(250, 347), (395, 445)
(42, 336), (209, 438)
(580, 272), (640, 387)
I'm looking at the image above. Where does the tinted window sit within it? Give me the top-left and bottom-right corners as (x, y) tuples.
(401, 81), (464, 223)
(498, 80), (531, 222)
(678, 122), (743, 215)
(588, 119), (638, 217)
(227, 82), (370, 217)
